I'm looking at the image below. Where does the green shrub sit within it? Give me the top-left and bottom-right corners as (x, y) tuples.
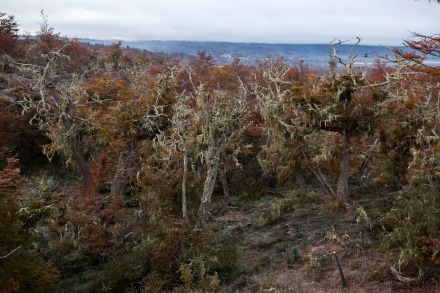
(256, 196), (296, 227)
(380, 185), (440, 276)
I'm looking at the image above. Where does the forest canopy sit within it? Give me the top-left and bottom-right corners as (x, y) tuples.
(0, 11), (439, 293)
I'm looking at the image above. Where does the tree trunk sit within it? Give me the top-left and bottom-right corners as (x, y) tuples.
(294, 165), (307, 196)
(336, 129), (350, 200)
(110, 141), (137, 196)
(198, 137), (227, 224)
(198, 159), (219, 223)
(69, 136), (90, 186)
(220, 168), (231, 207)
(182, 150), (189, 222)
(62, 117), (90, 186)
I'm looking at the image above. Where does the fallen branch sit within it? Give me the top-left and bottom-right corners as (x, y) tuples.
(358, 136), (379, 174)
(390, 265), (420, 283)
(301, 148), (336, 198)
(0, 245), (22, 259)
(334, 252), (347, 288)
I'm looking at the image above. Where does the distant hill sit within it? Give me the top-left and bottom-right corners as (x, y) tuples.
(79, 39), (419, 66)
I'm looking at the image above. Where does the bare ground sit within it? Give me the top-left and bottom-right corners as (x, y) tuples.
(210, 188), (440, 293)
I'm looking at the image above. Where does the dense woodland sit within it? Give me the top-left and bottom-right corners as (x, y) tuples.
(1, 11), (440, 293)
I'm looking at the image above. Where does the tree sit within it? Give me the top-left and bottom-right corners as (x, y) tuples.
(0, 12), (19, 55)
(305, 40), (392, 199)
(177, 66), (249, 223)
(152, 59), (250, 223)
(195, 88), (247, 222)
(384, 33), (440, 187)
(16, 44), (94, 185)
(377, 34), (440, 278)
(93, 60), (177, 197)
(256, 41), (389, 200)
(255, 57), (312, 196)
(152, 85), (201, 222)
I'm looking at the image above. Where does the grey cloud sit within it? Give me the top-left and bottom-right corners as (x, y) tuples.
(2, 0), (440, 45)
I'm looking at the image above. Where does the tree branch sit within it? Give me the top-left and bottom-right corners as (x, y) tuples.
(0, 245), (22, 259)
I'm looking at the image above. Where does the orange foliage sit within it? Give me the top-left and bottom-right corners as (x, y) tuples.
(86, 75), (131, 101)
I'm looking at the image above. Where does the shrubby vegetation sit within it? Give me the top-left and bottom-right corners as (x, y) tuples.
(0, 11), (439, 292)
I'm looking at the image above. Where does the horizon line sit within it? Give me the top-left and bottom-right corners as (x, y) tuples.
(76, 37), (405, 48)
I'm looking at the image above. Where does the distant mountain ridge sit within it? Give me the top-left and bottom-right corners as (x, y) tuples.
(80, 39), (413, 65)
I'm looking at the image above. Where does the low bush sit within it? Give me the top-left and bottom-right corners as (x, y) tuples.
(380, 185), (440, 278)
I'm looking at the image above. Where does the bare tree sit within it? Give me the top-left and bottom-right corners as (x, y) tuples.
(193, 84), (248, 223)
(15, 45), (92, 185)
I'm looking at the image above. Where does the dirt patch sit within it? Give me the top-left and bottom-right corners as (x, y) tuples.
(215, 189), (440, 293)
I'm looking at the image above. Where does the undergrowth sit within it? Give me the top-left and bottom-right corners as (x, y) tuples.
(380, 185), (440, 278)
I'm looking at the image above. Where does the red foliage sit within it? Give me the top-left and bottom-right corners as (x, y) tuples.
(0, 12), (19, 54)
(396, 35), (440, 77)
(63, 185), (125, 253)
(245, 124), (267, 137)
(0, 158), (23, 194)
(404, 37), (440, 56)
(148, 68), (163, 75)
(63, 39), (93, 71)
(367, 59), (388, 83)
(393, 48), (424, 61)
(38, 33), (63, 51)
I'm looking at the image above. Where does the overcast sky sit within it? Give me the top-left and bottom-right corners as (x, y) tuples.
(2, 0), (440, 45)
